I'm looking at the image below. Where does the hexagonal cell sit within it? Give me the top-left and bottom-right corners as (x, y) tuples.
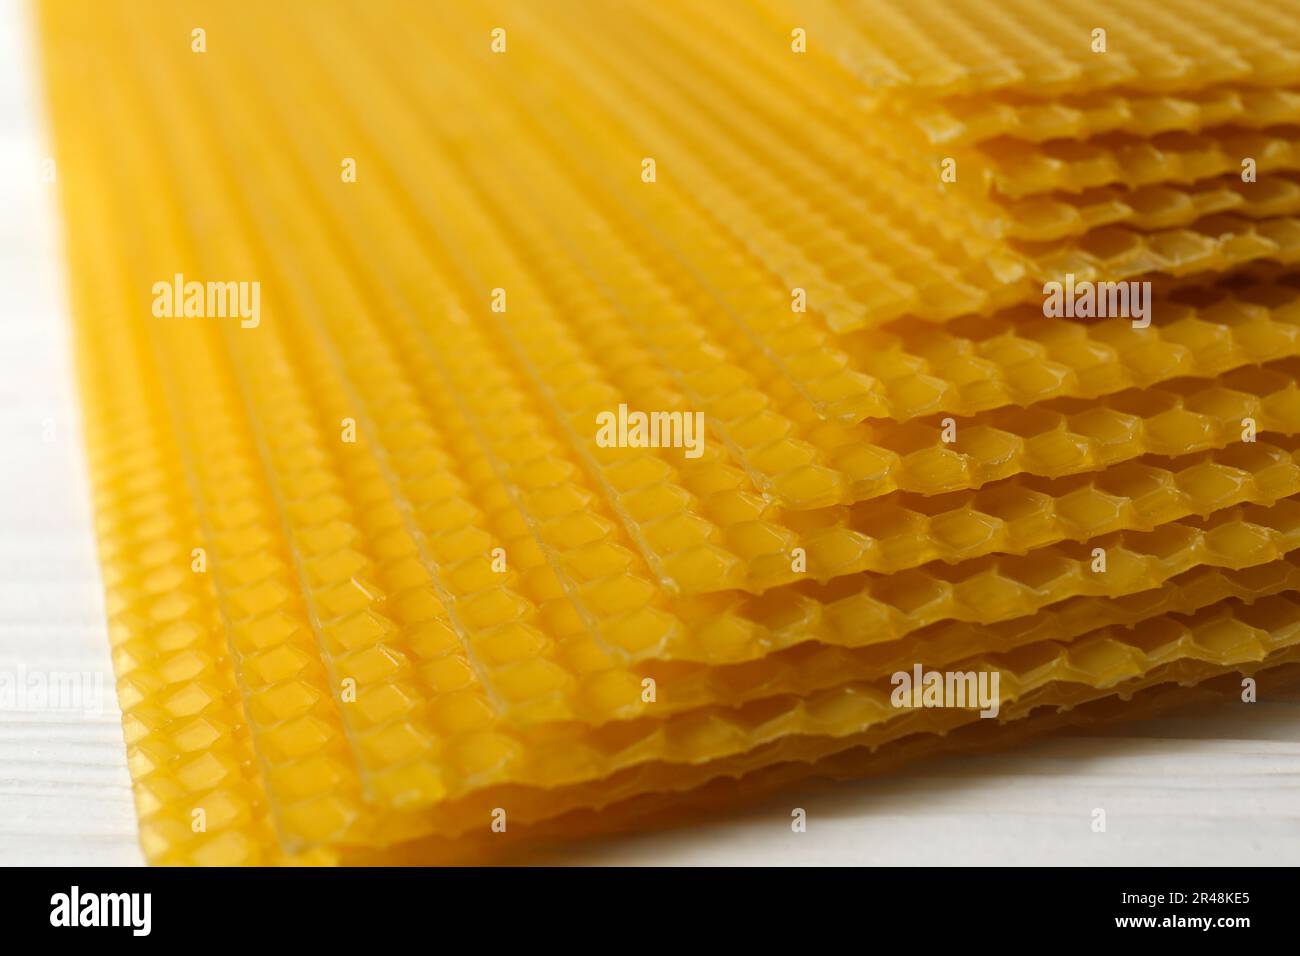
(538, 510), (617, 550)
(246, 642), (313, 686)
(1076, 225), (1146, 262)
(1065, 638), (1144, 685)
(828, 442), (897, 488)
(1254, 497), (1300, 535)
(1055, 486), (1129, 532)
(174, 751), (236, 794)
(768, 461), (849, 510)
(1227, 559), (1297, 592)
(1213, 439), (1289, 473)
(803, 528), (874, 580)
(456, 587), (534, 631)
(889, 372), (953, 418)
(1181, 383), (1259, 420)
(593, 604), (680, 658)
(991, 403), (1066, 438)
(1094, 463), (1170, 501)
(1204, 520), (1278, 563)
(1157, 314), (1231, 355)
(521, 482), (597, 521)
(972, 482), (1052, 524)
(488, 657), (574, 707)
(1068, 405), (1142, 445)
(1177, 462), (1252, 512)
(1232, 593), (1300, 632)
(1191, 614), (1264, 658)
(265, 714), (337, 762)
(926, 509), (1004, 556)
(249, 681), (321, 723)
(619, 481), (696, 523)
(1023, 429), (1097, 474)
(161, 680), (218, 719)
(948, 567), (1028, 617)
(902, 445), (975, 492)
(1217, 364), (1293, 396)
(1129, 522), (1198, 561)
(995, 551), (1073, 592)
(351, 682), (422, 727)
(1143, 407), (1217, 452)
(872, 568), (952, 615)
(601, 454), (675, 492)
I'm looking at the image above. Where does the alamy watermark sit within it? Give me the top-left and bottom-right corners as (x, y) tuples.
(152, 273), (261, 328)
(1043, 273), (1150, 328)
(595, 403), (705, 459)
(50, 886), (151, 936)
(890, 664), (1001, 718)
(0, 663), (105, 717)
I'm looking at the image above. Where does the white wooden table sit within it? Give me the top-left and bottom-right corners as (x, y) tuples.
(2, 0), (1296, 867)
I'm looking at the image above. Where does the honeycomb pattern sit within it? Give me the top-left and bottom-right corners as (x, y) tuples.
(119, 1), (1300, 606)
(787, 279), (1300, 424)
(389, 0), (1300, 384)
(976, 131), (1300, 200)
(629, 550), (1300, 719)
(39, 9), (334, 864)
(997, 175), (1300, 243)
(678, 496), (1300, 664)
(39, 0), (1300, 864)
(381, 86), (1300, 507)
(814, 0), (1300, 98)
(114, 0), (1300, 733)
(355, 658), (1300, 864)
(183, 7), (1300, 600)
(897, 86), (1300, 147)
(341, 594), (1300, 847)
(71, 239), (288, 865)
(448, 1), (1300, 340)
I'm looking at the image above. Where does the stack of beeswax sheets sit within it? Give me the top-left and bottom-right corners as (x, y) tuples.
(36, 0), (1300, 864)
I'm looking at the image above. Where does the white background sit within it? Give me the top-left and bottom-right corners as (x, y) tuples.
(1, 0), (1297, 866)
